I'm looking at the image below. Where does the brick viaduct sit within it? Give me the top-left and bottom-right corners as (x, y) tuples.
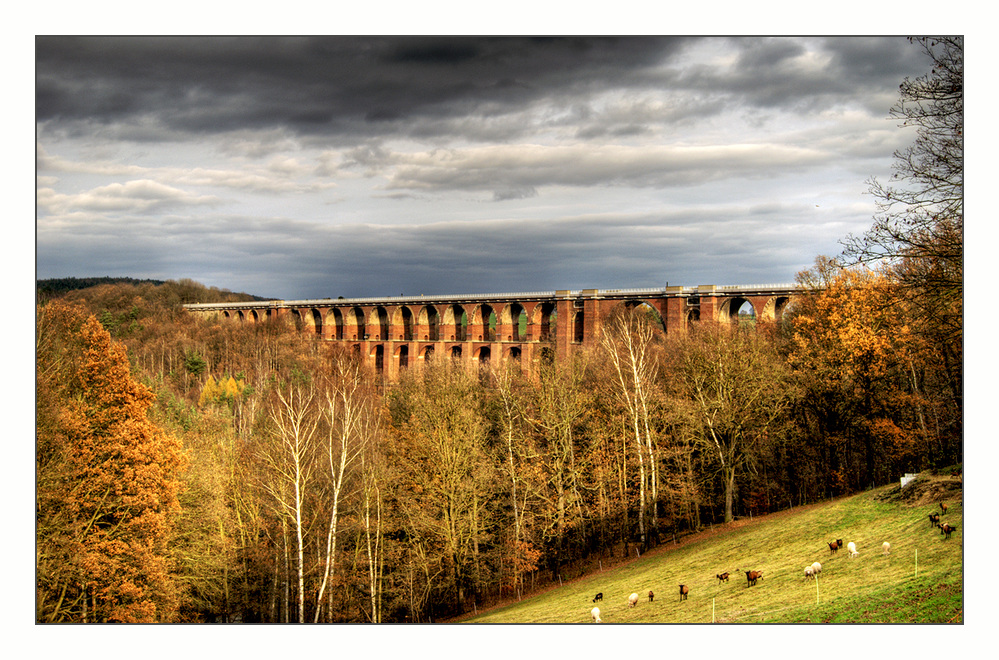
(183, 283), (801, 381)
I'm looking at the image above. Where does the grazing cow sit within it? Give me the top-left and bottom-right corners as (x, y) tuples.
(648, 590), (654, 603)
(940, 502), (949, 515)
(938, 523), (958, 539)
(928, 513), (940, 527)
(679, 584), (689, 601)
(836, 539), (843, 548)
(592, 592), (603, 603)
(828, 541), (839, 554)
(715, 572), (730, 584)
(743, 570), (763, 587)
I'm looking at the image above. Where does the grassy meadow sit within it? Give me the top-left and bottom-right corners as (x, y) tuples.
(461, 472), (963, 624)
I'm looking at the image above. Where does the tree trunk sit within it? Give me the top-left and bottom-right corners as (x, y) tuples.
(724, 466), (736, 523)
(282, 522), (290, 623)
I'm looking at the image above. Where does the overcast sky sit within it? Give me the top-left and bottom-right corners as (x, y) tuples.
(36, 36), (935, 300)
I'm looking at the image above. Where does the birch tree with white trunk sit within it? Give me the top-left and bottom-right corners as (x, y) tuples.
(313, 356), (372, 622)
(256, 382), (320, 623)
(600, 305), (663, 547)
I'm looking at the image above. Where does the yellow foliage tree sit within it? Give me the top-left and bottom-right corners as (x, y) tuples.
(198, 374), (246, 408)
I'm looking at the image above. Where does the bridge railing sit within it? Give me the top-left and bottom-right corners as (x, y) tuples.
(182, 283), (805, 311)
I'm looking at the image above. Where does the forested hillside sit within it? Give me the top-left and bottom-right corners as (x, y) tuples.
(34, 266), (961, 623)
(34, 38), (962, 624)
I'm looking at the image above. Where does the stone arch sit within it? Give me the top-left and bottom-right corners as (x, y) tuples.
(247, 310), (259, 323)
(397, 344), (410, 370)
(371, 344), (385, 375)
(476, 346), (491, 365)
(471, 304), (497, 342)
(368, 306), (390, 340)
(718, 296), (755, 323)
(422, 345), (435, 362)
(450, 345), (463, 360)
(417, 305), (440, 341)
(397, 306), (415, 341)
(345, 307), (365, 340)
(615, 299), (667, 333)
(759, 296), (791, 322)
(307, 308), (323, 336)
(443, 304), (468, 341)
(290, 309), (304, 331)
(572, 310), (584, 343)
(501, 303), (528, 341)
(532, 301), (557, 341)
(327, 308), (345, 340)
(507, 346), (522, 364)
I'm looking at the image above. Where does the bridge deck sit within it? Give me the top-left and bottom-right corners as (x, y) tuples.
(182, 283), (801, 311)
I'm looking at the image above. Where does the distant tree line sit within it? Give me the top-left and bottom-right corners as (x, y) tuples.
(37, 277), (270, 304)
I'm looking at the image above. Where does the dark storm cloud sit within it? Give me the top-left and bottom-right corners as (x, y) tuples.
(38, 37), (926, 144)
(36, 36), (688, 141)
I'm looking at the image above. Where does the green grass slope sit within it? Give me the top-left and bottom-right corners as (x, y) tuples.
(463, 473), (963, 624)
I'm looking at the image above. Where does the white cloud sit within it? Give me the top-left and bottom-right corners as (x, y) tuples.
(379, 142), (829, 195)
(39, 179), (219, 214)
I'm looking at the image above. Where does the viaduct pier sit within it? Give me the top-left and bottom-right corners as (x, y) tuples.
(183, 283), (802, 380)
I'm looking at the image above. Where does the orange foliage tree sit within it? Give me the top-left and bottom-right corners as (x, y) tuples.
(788, 261), (928, 492)
(37, 302), (186, 622)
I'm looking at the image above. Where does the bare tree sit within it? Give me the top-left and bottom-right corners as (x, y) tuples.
(313, 355), (373, 622)
(600, 306), (663, 547)
(490, 362), (542, 596)
(359, 436), (384, 623)
(528, 356), (590, 563)
(667, 326), (794, 523)
(256, 382), (320, 623)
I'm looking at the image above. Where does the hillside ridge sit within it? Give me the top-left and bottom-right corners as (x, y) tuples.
(457, 477), (963, 624)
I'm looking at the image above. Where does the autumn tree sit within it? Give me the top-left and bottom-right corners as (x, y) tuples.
(486, 362), (544, 598)
(665, 324), (795, 523)
(842, 36), (963, 428)
(789, 261), (936, 489)
(387, 361), (496, 617)
(526, 354), (593, 570)
(36, 302), (185, 622)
